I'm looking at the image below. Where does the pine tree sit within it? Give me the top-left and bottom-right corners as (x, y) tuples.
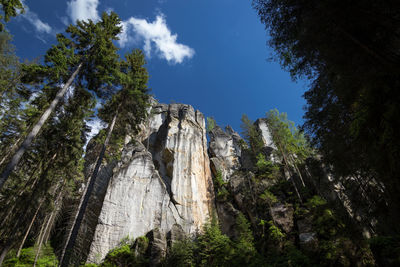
(0, 12), (122, 189)
(265, 109), (313, 201)
(0, 0), (24, 31)
(0, 85), (94, 264)
(60, 49), (150, 267)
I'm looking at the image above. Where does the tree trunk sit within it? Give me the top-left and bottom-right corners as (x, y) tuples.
(59, 110), (118, 267)
(274, 134), (303, 203)
(289, 155), (306, 187)
(16, 199), (45, 258)
(0, 63), (82, 189)
(0, 243), (11, 266)
(33, 216), (47, 267)
(0, 136), (22, 166)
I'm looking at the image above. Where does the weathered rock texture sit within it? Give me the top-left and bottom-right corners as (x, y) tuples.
(81, 102), (214, 264)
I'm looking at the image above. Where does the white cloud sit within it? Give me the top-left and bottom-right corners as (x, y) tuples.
(67, 0), (100, 23)
(21, 4), (52, 34)
(119, 14), (195, 64)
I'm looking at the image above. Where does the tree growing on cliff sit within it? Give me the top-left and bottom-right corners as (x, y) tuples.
(59, 49), (150, 267)
(0, 12), (122, 189)
(264, 109), (313, 201)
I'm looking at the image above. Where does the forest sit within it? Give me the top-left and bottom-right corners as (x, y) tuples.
(1, 0), (400, 266)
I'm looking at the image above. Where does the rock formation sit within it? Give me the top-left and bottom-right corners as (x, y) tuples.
(68, 100), (376, 265)
(76, 102), (214, 264)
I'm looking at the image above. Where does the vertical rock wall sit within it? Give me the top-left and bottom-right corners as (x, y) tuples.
(84, 103), (214, 264)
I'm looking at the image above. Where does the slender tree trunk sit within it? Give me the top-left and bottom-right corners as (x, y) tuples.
(0, 63), (82, 189)
(289, 155), (306, 187)
(16, 199), (45, 258)
(0, 136), (22, 166)
(59, 110), (118, 267)
(33, 216), (47, 267)
(0, 243), (11, 266)
(276, 140), (302, 203)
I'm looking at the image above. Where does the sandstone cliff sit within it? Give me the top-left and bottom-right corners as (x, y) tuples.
(70, 100), (377, 265)
(76, 102), (214, 264)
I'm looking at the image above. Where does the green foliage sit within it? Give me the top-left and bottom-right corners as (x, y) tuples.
(196, 221), (235, 266)
(233, 213), (257, 265)
(240, 114), (264, 159)
(0, 0), (24, 31)
(165, 239), (196, 267)
(206, 117), (216, 133)
(100, 236), (149, 267)
(253, 0), (400, 232)
(3, 244), (58, 266)
(267, 221), (285, 242)
(213, 170), (229, 201)
(259, 189), (277, 204)
(265, 109), (313, 165)
(255, 153), (279, 179)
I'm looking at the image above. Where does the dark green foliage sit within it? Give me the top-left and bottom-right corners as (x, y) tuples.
(212, 171), (229, 201)
(240, 114), (264, 159)
(98, 49), (150, 159)
(0, 0), (23, 31)
(196, 221), (235, 266)
(164, 239), (196, 267)
(369, 236), (400, 266)
(232, 213), (257, 265)
(253, 0), (400, 234)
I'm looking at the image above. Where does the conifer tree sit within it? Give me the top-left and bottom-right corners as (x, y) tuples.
(0, 12), (122, 189)
(265, 109), (312, 201)
(0, 85), (94, 264)
(60, 49), (150, 267)
(0, 0), (24, 31)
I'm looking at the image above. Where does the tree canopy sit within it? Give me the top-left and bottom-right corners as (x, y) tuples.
(253, 0), (400, 233)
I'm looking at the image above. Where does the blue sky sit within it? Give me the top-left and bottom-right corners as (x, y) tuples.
(6, 0), (307, 134)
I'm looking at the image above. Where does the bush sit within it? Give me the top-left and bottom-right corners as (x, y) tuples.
(3, 244), (58, 267)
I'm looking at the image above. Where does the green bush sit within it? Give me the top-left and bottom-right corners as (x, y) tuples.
(3, 244), (58, 267)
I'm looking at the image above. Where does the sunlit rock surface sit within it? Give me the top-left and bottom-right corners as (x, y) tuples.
(85, 102), (215, 264)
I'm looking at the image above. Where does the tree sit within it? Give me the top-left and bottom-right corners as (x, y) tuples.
(253, 0), (400, 233)
(240, 114), (264, 159)
(0, 12), (122, 189)
(0, 85), (94, 265)
(59, 49), (150, 267)
(0, 31), (30, 167)
(264, 109), (313, 201)
(0, 0), (24, 31)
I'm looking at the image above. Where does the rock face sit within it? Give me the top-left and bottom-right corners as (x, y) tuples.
(84, 102), (214, 264)
(208, 126), (242, 181)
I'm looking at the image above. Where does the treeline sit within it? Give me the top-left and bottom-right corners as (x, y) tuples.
(87, 110), (387, 266)
(0, 7), (150, 266)
(252, 0), (400, 235)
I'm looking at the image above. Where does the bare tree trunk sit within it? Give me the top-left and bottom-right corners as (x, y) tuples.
(275, 140), (302, 203)
(0, 243), (11, 266)
(289, 155), (306, 187)
(0, 63), (82, 189)
(59, 110), (118, 267)
(33, 215), (47, 267)
(16, 199), (45, 258)
(0, 136), (22, 166)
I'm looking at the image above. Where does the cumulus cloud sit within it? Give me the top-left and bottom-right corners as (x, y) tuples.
(21, 4), (52, 34)
(119, 14), (195, 64)
(67, 0), (100, 23)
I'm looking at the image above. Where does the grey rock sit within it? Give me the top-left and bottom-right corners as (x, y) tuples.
(85, 102), (215, 264)
(270, 203), (294, 233)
